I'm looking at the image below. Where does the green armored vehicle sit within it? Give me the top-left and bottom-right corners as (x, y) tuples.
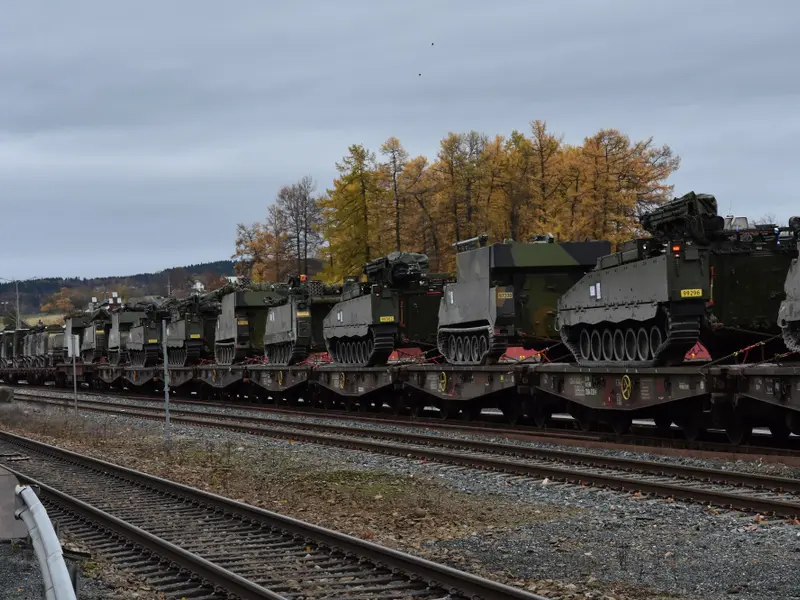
(11, 327), (30, 368)
(323, 252), (446, 366)
(80, 296), (116, 363)
(438, 234), (611, 365)
(165, 292), (221, 367)
(63, 313), (91, 363)
(22, 325), (39, 367)
(125, 297), (169, 368)
(775, 218), (800, 353)
(558, 192), (723, 366)
(107, 300), (147, 367)
(30, 324), (63, 367)
(702, 215), (800, 360)
(0, 330), (11, 367)
(264, 276), (341, 365)
(214, 282), (288, 365)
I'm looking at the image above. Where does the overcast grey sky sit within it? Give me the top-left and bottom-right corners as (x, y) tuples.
(1, 0), (797, 280)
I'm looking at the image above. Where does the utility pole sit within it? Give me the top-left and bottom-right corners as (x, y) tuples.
(71, 335), (78, 414)
(167, 274), (171, 297)
(161, 319), (171, 445)
(15, 281), (20, 328)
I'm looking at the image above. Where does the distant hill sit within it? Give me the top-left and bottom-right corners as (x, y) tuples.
(0, 257), (325, 322)
(0, 260), (237, 317)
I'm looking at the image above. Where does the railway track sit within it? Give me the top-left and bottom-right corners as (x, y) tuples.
(13, 392), (800, 518)
(12, 385), (800, 459)
(0, 431), (547, 600)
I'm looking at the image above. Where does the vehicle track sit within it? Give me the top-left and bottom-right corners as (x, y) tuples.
(0, 431), (547, 600)
(15, 392), (800, 518)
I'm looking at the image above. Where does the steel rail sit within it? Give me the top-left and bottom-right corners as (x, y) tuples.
(14, 384), (800, 458)
(2, 466), (284, 600)
(0, 430), (550, 600)
(18, 393), (800, 495)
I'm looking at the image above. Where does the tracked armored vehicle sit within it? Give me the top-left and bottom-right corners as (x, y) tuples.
(264, 276), (341, 365)
(22, 327), (37, 367)
(703, 215), (800, 361)
(63, 313), (91, 363)
(81, 300), (115, 363)
(10, 327), (30, 368)
(0, 330), (10, 367)
(323, 252), (445, 366)
(107, 303), (147, 367)
(165, 292), (220, 367)
(214, 283), (288, 365)
(558, 192), (724, 366)
(29, 324), (63, 367)
(775, 217), (800, 354)
(437, 234), (611, 365)
(125, 297), (169, 368)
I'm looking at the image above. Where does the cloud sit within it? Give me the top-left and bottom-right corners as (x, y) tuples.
(1, 0), (799, 279)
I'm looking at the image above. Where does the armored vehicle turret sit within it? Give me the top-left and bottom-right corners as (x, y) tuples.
(165, 292), (221, 367)
(264, 276), (341, 365)
(437, 234), (611, 365)
(125, 297), (169, 368)
(323, 252), (446, 366)
(214, 283), (288, 365)
(557, 192), (723, 366)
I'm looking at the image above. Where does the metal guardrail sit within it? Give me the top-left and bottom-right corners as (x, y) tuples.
(14, 484), (77, 600)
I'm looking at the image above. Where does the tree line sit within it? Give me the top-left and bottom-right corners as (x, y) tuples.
(0, 261), (236, 324)
(234, 121), (680, 281)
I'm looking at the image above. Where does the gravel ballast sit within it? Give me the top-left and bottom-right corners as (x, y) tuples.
(2, 399), (799, 600)
(0, 537), (164, 600)
(18, 388), (800, 478)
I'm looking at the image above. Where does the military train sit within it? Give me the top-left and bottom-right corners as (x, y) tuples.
(3, 190), (800, 445)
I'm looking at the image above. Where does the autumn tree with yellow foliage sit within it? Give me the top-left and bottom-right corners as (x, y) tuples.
(236, 121), (680, 282)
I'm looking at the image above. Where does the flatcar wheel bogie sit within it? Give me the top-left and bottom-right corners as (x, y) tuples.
(459, 405), (481, 422)
(725, 416), (752, 446)
(677, 413), (703, 441)
(787, 411), (800, 436)
(653, 414), (673, 432)
(769, 418), (791, 442)
(610, 414), (632, 436)
(501, 402), (522, 425)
